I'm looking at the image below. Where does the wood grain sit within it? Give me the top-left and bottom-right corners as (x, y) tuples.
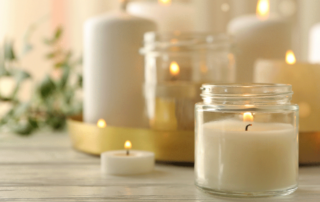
(0, 132), (319, 201)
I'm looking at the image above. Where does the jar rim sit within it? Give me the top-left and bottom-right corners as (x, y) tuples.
(140, 32), (232, 55)
(201, 83), (293, 98)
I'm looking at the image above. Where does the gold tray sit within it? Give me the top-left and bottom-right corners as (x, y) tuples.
(68, 116), (320, 164)
(67, 116), (194, 162)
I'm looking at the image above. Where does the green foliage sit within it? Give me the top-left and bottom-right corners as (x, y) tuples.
(0, 26), (82, 135)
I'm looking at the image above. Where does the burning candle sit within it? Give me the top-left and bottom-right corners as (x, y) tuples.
(254, 50), (320, 132)
(83, 0), (156, 128)
(196, 112), (298, 193)
(101, 141), (155, 175)
(228, 0), (291, 83)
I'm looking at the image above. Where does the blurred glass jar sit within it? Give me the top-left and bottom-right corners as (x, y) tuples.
(140, 32), (235, 131)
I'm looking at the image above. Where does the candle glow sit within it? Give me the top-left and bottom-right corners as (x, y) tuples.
(256, 0), (270, 20)
(170, 61), (180, 76)
(158, 0), (171, 5)
(97, 119), (107, 128)
(124, 140), (132, 150)
(243, 112), (254, 122)
(286, 50), (296, 65)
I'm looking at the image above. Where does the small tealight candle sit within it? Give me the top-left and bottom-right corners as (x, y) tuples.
(101, 141), (155, 175)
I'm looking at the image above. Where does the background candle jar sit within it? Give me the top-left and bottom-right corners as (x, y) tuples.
(141, 32), (235, 131)
(195, 84), (299, 197)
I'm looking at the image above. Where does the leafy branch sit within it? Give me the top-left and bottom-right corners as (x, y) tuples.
(0, 26), (82, 135)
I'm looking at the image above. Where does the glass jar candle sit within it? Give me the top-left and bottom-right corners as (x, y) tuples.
(195, 84), (299, 197)
(141, 32), (235, 131)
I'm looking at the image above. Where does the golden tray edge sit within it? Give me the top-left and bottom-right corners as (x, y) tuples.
(67, 116), (194, 162)
(67, 116), (320, 164)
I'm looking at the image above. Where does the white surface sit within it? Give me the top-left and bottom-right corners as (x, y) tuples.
(228, 15), (291, 83)
(309, 23), (320, 63)
(196, 120), (298, 192)
(101, 150), (154, 175)
(127, 1), (195, 32)
(83, 9), (156, 127)
(0, 132), (319, 201)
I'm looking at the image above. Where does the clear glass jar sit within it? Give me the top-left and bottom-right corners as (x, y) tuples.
(195, 84), (299, 197)
(141, 32), (235, 131)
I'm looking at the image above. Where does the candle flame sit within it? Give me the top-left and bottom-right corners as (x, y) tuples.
(243, 112), (254, 122)
(286, 50), (296, 65)
(170, 61), (180, 76)
(158, 0), (171, 5)
(256, 0), (270, 20)
(124, 140), (132, 150)
(97, 119), (107, 128)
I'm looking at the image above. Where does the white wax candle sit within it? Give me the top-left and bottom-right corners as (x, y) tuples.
(309, 23), (320, 63)
(195, 119), (298, 192)
(193, 0), (230, 33)
(127, 1), (195, 32)
(83, 8), (156, 127)
(227, 1), (291, 83)
(254, 58), (320, 132)
(101, 150), (154, 175)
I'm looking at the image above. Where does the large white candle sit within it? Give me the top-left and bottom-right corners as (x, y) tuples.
(193, 0), (230, 33)
(195, 119), (298, 192)
(254, 51), (320, 132)
(309, 22), (320, 63)
(227, 0), (291, 83)
(83, 3), (156, 127)
(127, 0), (195, 32)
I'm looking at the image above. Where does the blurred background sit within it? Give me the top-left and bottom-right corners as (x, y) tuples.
(1, 0), (318, 93)
(1, 0), (320, 135)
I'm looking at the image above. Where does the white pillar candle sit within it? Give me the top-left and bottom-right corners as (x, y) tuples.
(196, 119), (298, 192)
(83, 3), (157, 127)
(127, 0), (195, 32)
(227, 0), (291, 83)
(254, 51), (320, 132)
(193, 0), (231, 33)
(101, 141), (155, 175)
(309, 23), (320, 63)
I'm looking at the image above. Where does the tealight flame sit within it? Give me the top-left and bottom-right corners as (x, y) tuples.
(243, 112), (254, 122)
(286, 50), (296, 65)
(170, 61), (180, 76)
(124, 140), (132, 150)
(158, 0), (171, 5)
(97, 119), (107, 128)
(256, 0), (270, 20)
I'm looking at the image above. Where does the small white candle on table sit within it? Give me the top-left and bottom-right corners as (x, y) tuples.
(227, 0), (291, 83)
(195, 112), (298, 192)
(101, 141), (155, 175)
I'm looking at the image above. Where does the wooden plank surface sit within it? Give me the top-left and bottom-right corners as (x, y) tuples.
(0, 132), (319, 201)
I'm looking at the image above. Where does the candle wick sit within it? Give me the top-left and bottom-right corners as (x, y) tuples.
(245, 124), (252, 131)
(126, 150), (129, 156)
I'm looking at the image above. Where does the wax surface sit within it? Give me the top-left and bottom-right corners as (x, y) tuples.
(195, 120), (298, 192)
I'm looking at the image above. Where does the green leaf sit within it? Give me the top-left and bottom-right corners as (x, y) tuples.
(13, 102), (30, 117)
(4, 41), (16, 61)
(43, 26), (63, 46)
(77, 74), (83, 88)
(58, 65), (70, 89)
(39, 76), (56, 99)
(54, 27), (63, 40)
(46, 115), (65, 130)
(11, 121), (35, 135)
(13, 70), (31, 82)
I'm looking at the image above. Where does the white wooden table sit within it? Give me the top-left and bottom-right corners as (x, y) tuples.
(0, 132), (320, 201)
